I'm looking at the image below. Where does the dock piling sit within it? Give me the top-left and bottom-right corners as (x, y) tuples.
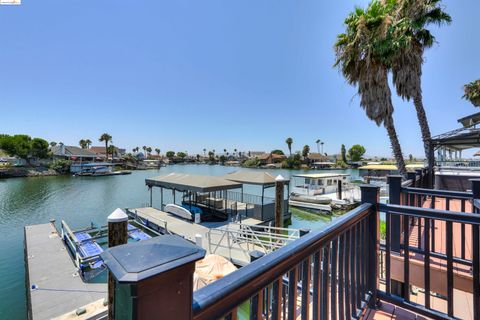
(275, 175), (285, 231)
(107, 208), (128, 320)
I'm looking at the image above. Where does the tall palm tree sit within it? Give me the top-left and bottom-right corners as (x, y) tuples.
(146, 147), (152, 157)
(203, 148), (207, 157)
(79, 139), (87, 149)
(321, 142), (324, 154)
(234, 148), (237, 156)
(334, 0), (407, 175)
(155, 148), (161, 156)
(99, 133), (113, 160)
(285, 137), (293, 156)
(315, 139), (321, 154)
(85, 139), (92, 149)
(390, 0), (451, 163)
(142, 146), (147, 156)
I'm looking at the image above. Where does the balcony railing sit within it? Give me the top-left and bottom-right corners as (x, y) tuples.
(101, 169), (480, 320)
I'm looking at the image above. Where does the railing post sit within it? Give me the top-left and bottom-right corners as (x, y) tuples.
(107, 208), (128, 320)
(360, 184), (380, 308)
(415, 169), (423, 188)
(101, 235), (205, 320)
(387, 175), (404, 297)
(470, 179), (480, 319)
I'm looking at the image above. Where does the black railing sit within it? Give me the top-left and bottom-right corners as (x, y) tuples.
(226, 190), (275, 205)
(193, 187), (379, 320)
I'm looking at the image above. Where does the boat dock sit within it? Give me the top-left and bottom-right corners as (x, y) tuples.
(128, 207), (299, 266)
(24, 222), (107, 320)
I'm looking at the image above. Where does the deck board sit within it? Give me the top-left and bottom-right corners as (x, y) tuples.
(24, 223), (107, 320)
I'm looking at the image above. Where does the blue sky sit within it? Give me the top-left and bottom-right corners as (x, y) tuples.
(0, 0), (478, 157)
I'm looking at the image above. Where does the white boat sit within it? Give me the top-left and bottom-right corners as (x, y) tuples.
(164, 203), (193, 221)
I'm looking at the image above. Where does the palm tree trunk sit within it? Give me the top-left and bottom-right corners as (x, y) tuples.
(384, 115), (407, 176)
(105, 142), (108, 161)
(413, 93), (432, 163)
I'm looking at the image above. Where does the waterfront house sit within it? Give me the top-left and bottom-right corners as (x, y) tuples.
(51, 143), (97, 162)
(257, 153), (286, 165)
(89, 146), (126, 160)
(306, 152), (334, 168)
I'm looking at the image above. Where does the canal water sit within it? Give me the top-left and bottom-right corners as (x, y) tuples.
(0, 164), (358, 319)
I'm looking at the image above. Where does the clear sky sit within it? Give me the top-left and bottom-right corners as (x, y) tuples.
(0, 0), (478, 157)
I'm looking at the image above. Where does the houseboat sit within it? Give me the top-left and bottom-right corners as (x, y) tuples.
(71, 162), (131, 176)
(289, 173), (360, 213)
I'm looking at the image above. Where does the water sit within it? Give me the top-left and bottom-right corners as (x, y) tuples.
(0, 164), (358, 319)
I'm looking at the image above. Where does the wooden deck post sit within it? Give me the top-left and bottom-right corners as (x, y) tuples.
(101, 235), (205, 320)
(337, 179), (342, 200)
(387, 175), (404, 296)
(107, 208), (128, 320)
(275, 175), (285, 231)
(360, 184), (380, 308)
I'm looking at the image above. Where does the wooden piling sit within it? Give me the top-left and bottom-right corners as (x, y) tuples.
(275, 175), (285, 231)
(107, 208), (128, 320)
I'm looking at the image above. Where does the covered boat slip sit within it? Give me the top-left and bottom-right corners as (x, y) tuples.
(145, 172), (290, 222)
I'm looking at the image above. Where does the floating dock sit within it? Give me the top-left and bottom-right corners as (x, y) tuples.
(24, 223), (107, 320)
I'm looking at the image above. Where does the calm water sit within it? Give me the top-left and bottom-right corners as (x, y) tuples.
(0, 164), (358, 319)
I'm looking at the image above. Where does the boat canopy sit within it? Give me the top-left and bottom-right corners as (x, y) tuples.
(358, 164), (424, 171)
(146, 173), (242, 193)
(224, 171), (289, 186)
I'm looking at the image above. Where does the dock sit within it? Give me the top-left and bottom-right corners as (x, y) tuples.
(24, 223), (107, 320)
(129, 207), (298, 266)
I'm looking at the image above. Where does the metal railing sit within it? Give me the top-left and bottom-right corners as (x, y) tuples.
(226, 190), (276, 205)
(194, 199), (378, 320)
(206, 224), (301, 262)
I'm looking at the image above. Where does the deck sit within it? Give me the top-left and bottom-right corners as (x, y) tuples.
(130, 207), (265, 266)
(24, 223), (107, 320)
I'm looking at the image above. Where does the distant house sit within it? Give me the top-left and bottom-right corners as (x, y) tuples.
(257, 153), (286, 165)
(249, 151), (266, 158)
(306, 153), (334, 168)
(89, 146), (126, 159)
(51, 144), (97, 161)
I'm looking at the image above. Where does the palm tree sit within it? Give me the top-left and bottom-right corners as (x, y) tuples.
(85, 139), (92, 149)
(390, 0), (451, 163)
(155, 148), (161, 156)
(224, 148), (227, 155)
(79, 139), (87, 149)
(99, 133), (113, 160)
(203, 148), (206, 157)
(315, 139), (321, 154)
(146, 147), (152, 157)
(285, 137), (293, 156)
(142, 146), (147, 156)
(50, 141), (57, 147)
(234, 148), (237, 156)
(321, 142), (324, 154)
(334, 0), (406, 175)
(463, 80), (480, 106)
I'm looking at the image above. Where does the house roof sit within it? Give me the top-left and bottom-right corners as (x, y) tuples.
(51, 145), (97, 158)
(224, 171), (289, 185)
(145, 173), (242, 193)
(307, 153), (330, 161)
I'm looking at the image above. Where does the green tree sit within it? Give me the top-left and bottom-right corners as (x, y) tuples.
(334, 1), (406, 175)
(463, 80), (480, 106)
(341, 144), (347, 163)
(155, 148), (161, 156)
(285, 137), (293, 156)
(99, 133), (113, 160)
(302, 145), (310, 158)
(31, 138), (49, 159)
(177, 151), (187, 159)
(146, 147), (152, 156)
(390, 0), (451, 164)
(107, 145), (116, 158)
(282, 154), (302, 169)
(271, 149), (284, 155)
(409, 154), (413, 162)
(166, 151), (175, 158)
(85, 139), (92, 148)
(49, 141), (57, 147)
(219, 155), (227, 165)
(347, 144), (366, 162)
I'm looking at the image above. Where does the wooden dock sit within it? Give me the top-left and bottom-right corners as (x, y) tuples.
(130, 207), (267, 266)
(24, 222), (107, 320)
